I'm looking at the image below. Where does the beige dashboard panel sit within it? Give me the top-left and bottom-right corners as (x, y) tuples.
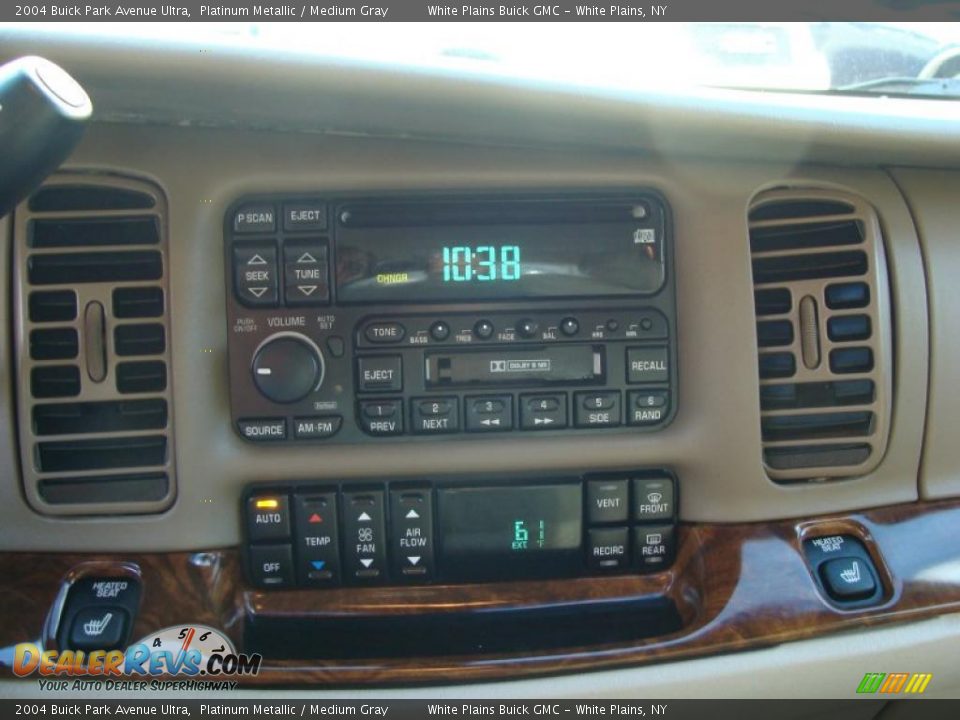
(0, 124), (928, 551)
(890, 169), (960, 501)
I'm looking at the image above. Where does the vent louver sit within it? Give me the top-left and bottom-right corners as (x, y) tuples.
(748, 190), (891, 482)
(14, 173), (175, 515)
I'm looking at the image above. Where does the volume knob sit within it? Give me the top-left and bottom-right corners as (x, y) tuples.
(251, 334), (324, 404)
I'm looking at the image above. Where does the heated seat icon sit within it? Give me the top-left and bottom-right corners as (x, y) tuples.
(83, 612), (113, 637)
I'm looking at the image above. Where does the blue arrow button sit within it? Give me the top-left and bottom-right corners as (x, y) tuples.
(311, 560), (326, 570)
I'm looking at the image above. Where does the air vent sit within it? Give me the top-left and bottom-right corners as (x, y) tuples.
(13, 173), (175, 515)
(748, 189), (891, 483)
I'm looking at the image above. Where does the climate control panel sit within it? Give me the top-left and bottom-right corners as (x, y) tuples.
(243, 470), (679, 588)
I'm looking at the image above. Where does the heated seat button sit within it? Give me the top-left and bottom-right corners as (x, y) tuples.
(389, 488), (435, 581)
(249, 544), (294, 588)
(342, 490), (387, 582)
(820, 557), (877, 601)
(358, 399), (403, 436)
(233, 243), (278, 306)
(293, 492), (340, 586)
(586, 479), (628, 524)
(411, 397), (459, 434)
(69, 607), (128, 651)
(283, 240), (329, 305)
(357, 355), (402, 392)
(588, 527), (630, 572)
(465, 395), (513, 432)
(632, 475), (675, 522)
(633, 525), (675, 572)
(575, 391), (621, 428)
(519, 393), (567, 430)
(246, 493), (290, 542)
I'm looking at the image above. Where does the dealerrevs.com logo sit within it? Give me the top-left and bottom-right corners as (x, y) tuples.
(13, 625), (262, 690)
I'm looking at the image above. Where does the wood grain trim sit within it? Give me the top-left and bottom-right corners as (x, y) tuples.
(2, 499), (960, 686)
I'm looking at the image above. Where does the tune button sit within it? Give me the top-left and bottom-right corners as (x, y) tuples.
(560, 317), (579, 337)
(516, 318), (539, 339)
(473, 319), (495, 340)
(429, 321), (451, 342)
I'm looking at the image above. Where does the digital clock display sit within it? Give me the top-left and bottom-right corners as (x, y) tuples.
(441, 245), (521, 283)
(333, 197), (665, 303)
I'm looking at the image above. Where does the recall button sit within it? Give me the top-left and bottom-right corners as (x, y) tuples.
(293, 416), (342, 440)
(238, 418), (287, 442)
(364, 322), (406, 344)
(626, 346), (669, 384)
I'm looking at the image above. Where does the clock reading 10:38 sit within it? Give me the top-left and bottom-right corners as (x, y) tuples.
(442, 245), (521, 283)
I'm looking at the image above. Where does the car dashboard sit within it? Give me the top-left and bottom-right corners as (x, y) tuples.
(1, 27), (960, 700)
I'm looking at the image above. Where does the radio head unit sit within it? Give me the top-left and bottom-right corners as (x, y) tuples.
(223, 191), (677, 444)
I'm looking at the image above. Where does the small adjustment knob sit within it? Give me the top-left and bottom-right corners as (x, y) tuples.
(516, 318), (539, 339)
(473, 319), (495, 340)
(252, 334), (323, 404)
(430, 320), (451, 342)
(560, 317), (579, 337)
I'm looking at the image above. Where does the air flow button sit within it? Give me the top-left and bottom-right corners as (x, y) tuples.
(389, 488), (435, 581)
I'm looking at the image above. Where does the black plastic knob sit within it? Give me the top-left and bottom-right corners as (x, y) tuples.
(516, 318), (539, 339)
(251, 335), (322, 404)
(473, 319), (495, 340)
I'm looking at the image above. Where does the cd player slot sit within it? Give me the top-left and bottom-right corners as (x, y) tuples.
(425, 346), (604, 387)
